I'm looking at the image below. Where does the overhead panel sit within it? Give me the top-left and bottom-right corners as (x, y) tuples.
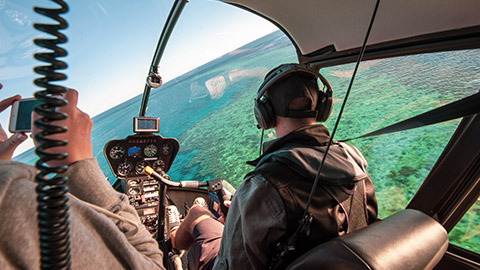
(222, 0), (480, 55)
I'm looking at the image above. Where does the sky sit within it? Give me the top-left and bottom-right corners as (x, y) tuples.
(0, 0), (277, 156)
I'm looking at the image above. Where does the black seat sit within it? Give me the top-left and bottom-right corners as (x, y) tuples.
(287, 209), (448, 270)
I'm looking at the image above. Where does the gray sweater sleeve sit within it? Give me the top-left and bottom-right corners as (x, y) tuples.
(63, 158), (166, 269)
(64, 158), (124, 208)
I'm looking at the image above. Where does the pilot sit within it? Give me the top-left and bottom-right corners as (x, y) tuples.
(170, 63), (378, 270)
(0, 85), (165, 269)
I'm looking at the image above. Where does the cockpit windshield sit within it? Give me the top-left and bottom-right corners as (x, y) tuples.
(3, 0), (279, 159)
(1, 0), (168, 152)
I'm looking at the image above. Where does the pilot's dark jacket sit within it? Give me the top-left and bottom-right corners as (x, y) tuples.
(214, 124), (377, 270)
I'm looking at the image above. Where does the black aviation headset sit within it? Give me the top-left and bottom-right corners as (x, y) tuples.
(254, 63), (333, 130)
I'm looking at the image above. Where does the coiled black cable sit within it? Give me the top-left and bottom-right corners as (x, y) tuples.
(32, 1), (71, 269)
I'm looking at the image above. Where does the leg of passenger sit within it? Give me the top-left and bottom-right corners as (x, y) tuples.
(188, 216), (223, 270)
(170, 204), (223, 270)
(171, 205), (216, 250)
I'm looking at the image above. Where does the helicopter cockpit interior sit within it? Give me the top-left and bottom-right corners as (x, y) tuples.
(2, 0), (480, 269)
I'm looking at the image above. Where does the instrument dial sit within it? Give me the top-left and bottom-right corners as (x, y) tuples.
(135, 160), (149, 174)
(144, 144), (158, 157)
(128, 187), (140, 196)
(127, 179), (140, 186)
(128, 146), (142, 158)
(117, 161), (133, 177)
(152, 159), (166, 171)
(109, 145), (125, 159)
(161, 143), (171, 155)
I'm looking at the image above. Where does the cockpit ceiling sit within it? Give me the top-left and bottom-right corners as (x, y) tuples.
(221, 0), (480, 56)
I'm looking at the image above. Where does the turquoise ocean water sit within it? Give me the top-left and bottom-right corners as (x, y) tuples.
(14, 31), (480, 251)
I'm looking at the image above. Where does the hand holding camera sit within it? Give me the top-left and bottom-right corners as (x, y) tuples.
(31, 88), (94, 167)
(0, 83), (28, 160)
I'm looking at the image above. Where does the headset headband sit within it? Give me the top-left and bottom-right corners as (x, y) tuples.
(256, 64), (332, 102)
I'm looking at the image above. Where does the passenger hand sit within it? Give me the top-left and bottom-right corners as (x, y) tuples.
(32, 89), (93, 166)
(0, 83), (28, 160)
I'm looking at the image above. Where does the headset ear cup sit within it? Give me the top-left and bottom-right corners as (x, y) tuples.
(316, 94), (333, 122)
(255, 96), (276, 129)
(316, 73), (334, 122)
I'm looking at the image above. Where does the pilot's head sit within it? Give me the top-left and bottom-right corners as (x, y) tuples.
(254, 63), (333, 131)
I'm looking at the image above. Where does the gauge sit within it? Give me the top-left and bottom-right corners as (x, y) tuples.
(128, 187), (140, 196)
(109, 145), (125, 159)
(144, 144), (158, 157)
(128, 146), (142, 158)
(127, 179), (140, 186)
(161, 143), (171, 155)
(117, 161), (133, 177)
(135, 160), (149, 174)
(152, 159), (166, 171)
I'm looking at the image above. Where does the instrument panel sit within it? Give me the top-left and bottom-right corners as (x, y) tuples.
(104, 134), (180, 179)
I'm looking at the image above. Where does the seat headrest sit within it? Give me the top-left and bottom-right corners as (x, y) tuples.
(287, 209), (448, 270)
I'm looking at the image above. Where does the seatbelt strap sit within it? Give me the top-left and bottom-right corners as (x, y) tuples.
(341, 92), (480, 142)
